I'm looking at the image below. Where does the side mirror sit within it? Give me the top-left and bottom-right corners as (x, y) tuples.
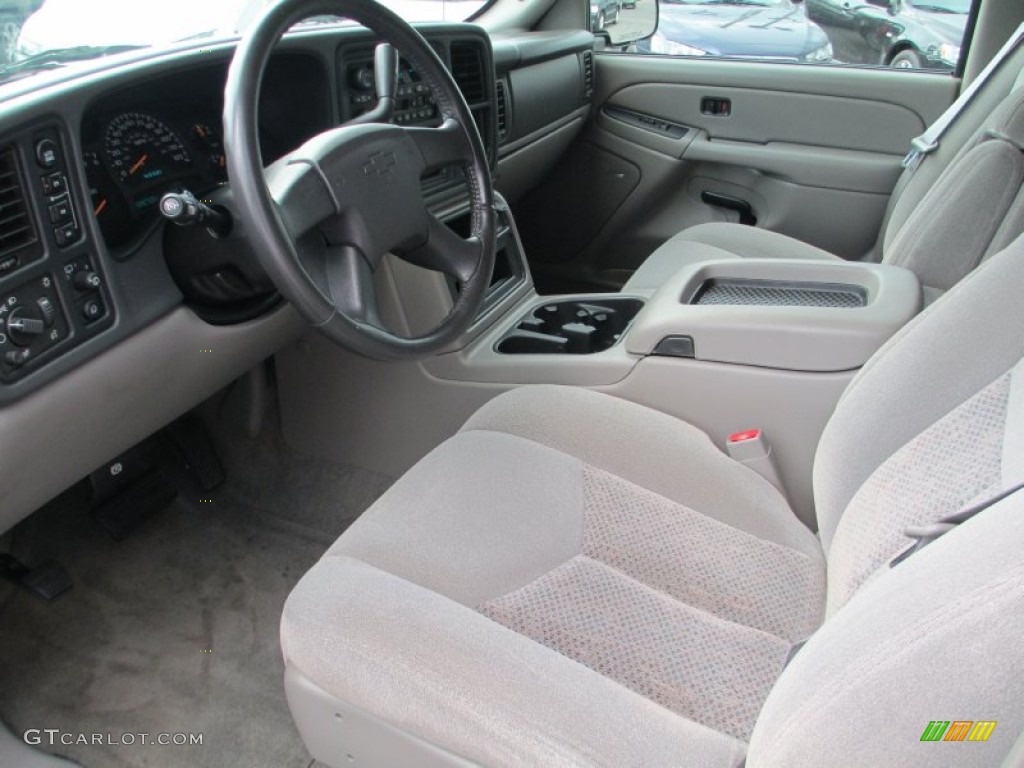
(593, 0), (659, 48)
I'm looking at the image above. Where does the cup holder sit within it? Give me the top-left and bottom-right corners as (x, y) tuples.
(496, 298), (644, 354)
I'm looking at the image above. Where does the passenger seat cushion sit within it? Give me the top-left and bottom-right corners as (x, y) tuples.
(623, 223), (840, 293)
(327, 430), (584, 607)
(282, 556), (748, 768)
(478, 464), (824, 741)
(283, 389), (826, 759)
(462, 385), (823, 557)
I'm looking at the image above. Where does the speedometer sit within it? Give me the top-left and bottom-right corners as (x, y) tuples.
(104, 112), (193, 189)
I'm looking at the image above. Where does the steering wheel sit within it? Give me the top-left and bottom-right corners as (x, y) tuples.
(222, 0), (496, 360)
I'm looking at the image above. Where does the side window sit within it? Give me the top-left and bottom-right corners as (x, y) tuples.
(607, 0), (969, 72)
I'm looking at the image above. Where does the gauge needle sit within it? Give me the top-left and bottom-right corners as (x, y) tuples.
(128, 154), (149, 175)
(94, 198), (108, 216)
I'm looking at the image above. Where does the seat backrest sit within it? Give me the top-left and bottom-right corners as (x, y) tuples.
(880, 45), (1024, 299)
(747, 234), (1024, 766)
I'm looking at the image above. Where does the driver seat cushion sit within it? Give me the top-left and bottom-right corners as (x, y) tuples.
(281, 390), (825, 765)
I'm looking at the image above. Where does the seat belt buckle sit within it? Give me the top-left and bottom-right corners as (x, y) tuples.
(725, 429), (785, 494)
(901, 136), (938, 172)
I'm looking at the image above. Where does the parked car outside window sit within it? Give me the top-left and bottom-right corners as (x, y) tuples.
(805, 0), (968, 69)
(591, 0), (623, 31)
(638, 0), (832, 64)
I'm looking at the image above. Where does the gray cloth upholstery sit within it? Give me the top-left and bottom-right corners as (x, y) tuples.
(813, 237), (1024, 553)
(283, 244), (1024, 766)
(747, 491), (1024, 768)
(283, 555), (746, 768)
(625, 57), (1024, 298)
(283, 397), (825, 764)
(825, 368), (1010, 613)
(462, 384), (821, 556)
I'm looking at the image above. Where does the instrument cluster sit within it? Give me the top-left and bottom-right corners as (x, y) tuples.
(81, 109), (227, 249)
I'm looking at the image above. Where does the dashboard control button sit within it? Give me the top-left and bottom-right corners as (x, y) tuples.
(350, 66), (375, 91)
(4, 348), (30, 367)
(41, 172), (66, 196)
(54, 222), (78, 247)
(7, 306), (45, 346)
(72, 270), (101, 292)
(36, 297), (56, 327)
(82, 298), (104, 322)
(48, 196), (73, 224)
(35, 139), (59, 169)
(0, 256), (19, 275)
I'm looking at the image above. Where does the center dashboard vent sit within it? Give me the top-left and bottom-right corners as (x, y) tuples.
(450, 42), (486, 105)
(0, 148), (37, 259)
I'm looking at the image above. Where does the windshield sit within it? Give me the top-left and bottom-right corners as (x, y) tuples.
(0, 0), (488, 82)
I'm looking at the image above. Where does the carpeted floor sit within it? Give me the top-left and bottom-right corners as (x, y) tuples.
(0, 402), (394, 768)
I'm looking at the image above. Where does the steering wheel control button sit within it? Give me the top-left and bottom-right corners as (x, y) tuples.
(160, 195), (187, 218)
(35, 139), (59, 169)
(159, 190), (232, 237)
(41, 172), (66, 196)
(82, 298), (105, 322)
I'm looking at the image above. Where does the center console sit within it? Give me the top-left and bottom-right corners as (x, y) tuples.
(623, 257), (921, 371)
(279, 211), (923, 529)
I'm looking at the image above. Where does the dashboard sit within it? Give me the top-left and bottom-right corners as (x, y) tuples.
(80, 52), (332, 252)
(0, 20), (595, 535)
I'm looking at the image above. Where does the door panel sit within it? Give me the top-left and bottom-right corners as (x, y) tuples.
(514, 54), (959, 291)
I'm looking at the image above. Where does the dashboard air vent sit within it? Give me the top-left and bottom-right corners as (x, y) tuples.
(0, 149), (36, 259)
(495, 79), (509, 143)
(582, 50), (594, 98)
(450, 42), (485, 104)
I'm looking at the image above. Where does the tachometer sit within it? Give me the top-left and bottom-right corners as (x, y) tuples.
(104, 112), (193, 190)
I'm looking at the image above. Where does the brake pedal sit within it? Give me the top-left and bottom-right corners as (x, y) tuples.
(0, 554), (72, 600)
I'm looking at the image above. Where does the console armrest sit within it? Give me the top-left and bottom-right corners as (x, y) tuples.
(625, 258), (922, 372)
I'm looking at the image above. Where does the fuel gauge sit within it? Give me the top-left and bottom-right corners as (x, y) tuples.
(83, 150), (132, 247)
(191, 122), (227, 181)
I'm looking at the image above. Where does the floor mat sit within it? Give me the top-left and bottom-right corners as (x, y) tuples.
(0, 409), (394, 768)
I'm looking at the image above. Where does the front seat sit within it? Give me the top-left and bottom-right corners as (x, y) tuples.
(281, 235), (1024, 766)
(626, 50), (1024, 304)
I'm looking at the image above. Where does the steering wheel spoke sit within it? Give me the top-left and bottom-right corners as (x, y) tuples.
(404, 119), (472, 174)
(400, 213), (483, 283)
(324, 245), (380, 326)
(264, 155), (338, 240)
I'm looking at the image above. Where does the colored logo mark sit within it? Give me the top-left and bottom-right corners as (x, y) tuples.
(921, 721), (996, 742)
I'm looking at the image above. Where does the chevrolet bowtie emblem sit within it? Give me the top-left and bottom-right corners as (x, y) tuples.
(363, 151), (396, 176)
